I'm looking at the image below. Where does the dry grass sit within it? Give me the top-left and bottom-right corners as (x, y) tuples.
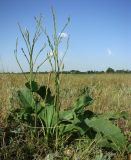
(0, 73), (131, 127)
(0, 73), (131, 159)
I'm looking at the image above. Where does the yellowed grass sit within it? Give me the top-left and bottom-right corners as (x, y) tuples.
(0, 73), (131, 128)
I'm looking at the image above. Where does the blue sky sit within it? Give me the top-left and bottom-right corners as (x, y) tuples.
(0, 0), (131, 72)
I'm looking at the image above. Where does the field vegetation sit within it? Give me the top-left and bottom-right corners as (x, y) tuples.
(0, 73), (131, 159)
(0, 9), (131, 160)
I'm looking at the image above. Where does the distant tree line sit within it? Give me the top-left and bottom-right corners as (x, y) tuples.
(105, 67), (131, 74)
(1, 67), (131, 74)
(62, 68), (131, 74)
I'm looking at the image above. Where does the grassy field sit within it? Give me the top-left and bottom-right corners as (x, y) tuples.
(1, 73), (131, 119)
(0, 73), (131, 159)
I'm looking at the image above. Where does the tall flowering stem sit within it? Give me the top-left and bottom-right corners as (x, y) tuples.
(44, 8), (70, 149)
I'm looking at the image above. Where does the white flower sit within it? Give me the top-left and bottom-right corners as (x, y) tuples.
(49, 51), (54, 57)
(59, 32), (68, 38)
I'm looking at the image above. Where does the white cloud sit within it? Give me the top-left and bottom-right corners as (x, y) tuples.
(107, 48), (112, 56)
(59, 32), (68, 38)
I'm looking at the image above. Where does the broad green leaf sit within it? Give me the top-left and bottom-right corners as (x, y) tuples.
(61, 124), (78, 134)
(59, 117), (82, 135)
(78, 110), (94, 120)
(37, 85), (54, 104)
(59, 123), (83, 135)
(17, 87), (35, 113)
(85, 117), (127, 151)
(39, 105), (58, 136)
(95, 133), (116, 149)
(25, 81), (38, 92)
(39, 105), (57, 128)
(98, 111), (129, 120)
(37, 85), (46, 99)
(59, 110), (75, 121)
(73, 95), (93, 113)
